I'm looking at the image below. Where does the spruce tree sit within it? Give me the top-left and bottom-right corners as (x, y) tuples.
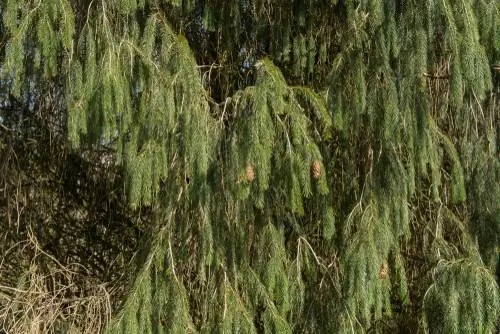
(1, 0), (499, 332)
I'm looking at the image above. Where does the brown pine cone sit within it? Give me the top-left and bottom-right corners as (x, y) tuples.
(378, 263), (388, 279)
(245, 163), (255, 182)
(311, 160), (322, 180)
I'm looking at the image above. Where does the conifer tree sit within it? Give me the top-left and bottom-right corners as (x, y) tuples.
(1, 0), (499, 332)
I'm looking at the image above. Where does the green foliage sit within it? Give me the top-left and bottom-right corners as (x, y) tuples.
(423, 259), (499, 333)
(3, 0), (75, 95)
(107, 227), (197, 333)
(1, 0), (499, 333)
(341, 203), (394, 327)
(224, 58), (330, 211)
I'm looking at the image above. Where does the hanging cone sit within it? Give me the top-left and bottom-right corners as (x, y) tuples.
(378, 262), (388, 279)
(311, 160), (322, 180)
(245, 163), (255, 182)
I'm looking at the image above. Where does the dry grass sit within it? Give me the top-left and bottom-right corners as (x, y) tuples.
(0, 230), (114, 334)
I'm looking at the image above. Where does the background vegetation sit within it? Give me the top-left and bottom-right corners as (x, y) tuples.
(0, 0), (499, 332)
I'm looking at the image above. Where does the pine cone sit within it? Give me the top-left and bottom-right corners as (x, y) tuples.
(311, 160), (322, 180)
(245, 163), (255, 182)
(378, 263), (388, 279)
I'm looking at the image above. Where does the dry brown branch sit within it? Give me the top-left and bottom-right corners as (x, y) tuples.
(423, 72), (450, 79)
